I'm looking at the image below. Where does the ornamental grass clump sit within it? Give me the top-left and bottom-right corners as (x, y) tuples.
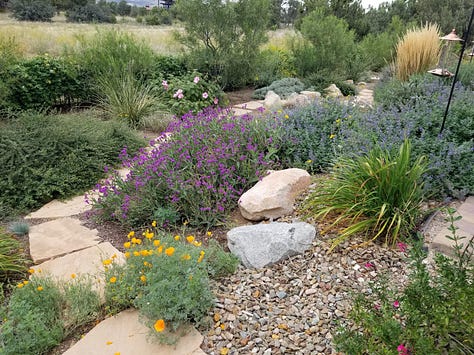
(303, 139), (427, 251)
(395, 23), (440, 81)
(91, 107), (280, 228)
(104, 225), (238, 344)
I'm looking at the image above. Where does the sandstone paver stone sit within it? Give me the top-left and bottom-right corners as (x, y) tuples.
(62, 309), (204, 355)
(231, 107), (253, 116)
(239, 101), (265, 110)
(25, 195), (91, 219)
(32, 242), (123, 299)
(29, 217), (100, 263)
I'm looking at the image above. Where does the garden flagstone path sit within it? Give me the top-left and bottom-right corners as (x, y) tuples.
(429, 196), (474, 256)
(23, 89), (472, 354)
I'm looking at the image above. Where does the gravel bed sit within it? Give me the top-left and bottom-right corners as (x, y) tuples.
(201, 233), (410, 355)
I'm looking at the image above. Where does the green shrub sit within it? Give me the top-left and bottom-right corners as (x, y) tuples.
(4, 54), (88, 111)
(144, 7), (172, 25)
(175, 0), (270, 89)
(67, 29), (156, 102)
(104, 228), (238, 343)
(0, 277), (64, 355)
(458, 60), (474, 90)
(158, 72), (224, 116)
(98, 68), (158, 128)
(0, 36), (21, 110)
(335, 81), (357, 96)
(8, 0), (54, 22)
(253, 77), (305, 100)
(0, 275), (101, 355)
(295, 9), (359, 81)
(253, 47), (296, 87)
(66, 2), (116, 23)
(150, 55), (189, 81)
(0, 112), (144, 215)
(358, 31), (398, 72)
(303, 140), (427, 251)
(335, 209), (474, 354)
(0, 229), (27, 281)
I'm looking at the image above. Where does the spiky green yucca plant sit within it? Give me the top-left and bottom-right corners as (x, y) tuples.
(98, 68), (158, 128)
(303, 140), (427, 251)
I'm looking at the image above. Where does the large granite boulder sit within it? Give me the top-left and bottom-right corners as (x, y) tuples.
(227, 222), (317, 268)
(238, 168), (311, 221)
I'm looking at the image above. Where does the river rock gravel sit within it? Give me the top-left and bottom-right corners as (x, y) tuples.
(200, 233), (410, 355)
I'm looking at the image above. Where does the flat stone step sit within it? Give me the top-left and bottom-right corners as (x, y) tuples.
(26, 195), (91, 219)
(430, 197), (474, 257)
(238, 100), (265, 110)
(62, 309), (204, 355)
(29, 217), (100, 263)
(32, 242), (123, 300)
(230, 107), (253, 116)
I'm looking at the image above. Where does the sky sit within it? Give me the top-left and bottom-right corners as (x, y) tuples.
(360, 0), (393, 10)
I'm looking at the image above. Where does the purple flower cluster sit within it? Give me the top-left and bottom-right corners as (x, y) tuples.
(92, 107), (278, 227)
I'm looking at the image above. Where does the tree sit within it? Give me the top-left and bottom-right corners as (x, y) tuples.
(330, 0), (369, 38)
(174, 0), (270, 89)
(116, 0), (130, 16)
(284, 0), (302, 25)
(269, 0), (283, 28)
(66, 1), (116, 23)
(9, 0), (55, 21)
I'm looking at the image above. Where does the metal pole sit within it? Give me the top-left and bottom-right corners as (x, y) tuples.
(440, 6), (474, 134)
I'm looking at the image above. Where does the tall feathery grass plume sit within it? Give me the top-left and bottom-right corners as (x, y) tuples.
(395, 23), (440, 81)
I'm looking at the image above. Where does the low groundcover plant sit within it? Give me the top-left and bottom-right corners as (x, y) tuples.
(104, 224), (239, 344)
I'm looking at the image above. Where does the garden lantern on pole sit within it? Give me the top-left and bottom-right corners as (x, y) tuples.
(428, 29), (462, 77)
(438, 6), (474, 134)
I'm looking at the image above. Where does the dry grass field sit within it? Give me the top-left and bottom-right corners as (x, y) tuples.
(0, 12), (297, 57)
(0, 12), (183, 56)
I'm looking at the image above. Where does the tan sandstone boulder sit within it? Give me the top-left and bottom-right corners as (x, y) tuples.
(238, 168), (311, 221)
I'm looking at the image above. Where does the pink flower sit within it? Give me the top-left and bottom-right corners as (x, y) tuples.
(173, 89), (183, 98)
(162, 80), (168, 90)
(364, 262), (375, 269)
(202, 92), (208, 99)
(213, 97), (219, 105)
(193, 76), (200, 84)
(393, 300), (400, 308)
(397, 242), (408, 253)
(374, 303), (381, 310)
(397, 344), (409, 355)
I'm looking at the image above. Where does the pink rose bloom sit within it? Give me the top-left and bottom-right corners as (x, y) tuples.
(177, 93), (184, 99)
(374, 303), (381, 310)
(202, 92), (209, 99)
(393, 300), (400, 308)
(193, 76), (200, 84)
(213, 97), (219, 105)
(162, 80), (168, 90)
